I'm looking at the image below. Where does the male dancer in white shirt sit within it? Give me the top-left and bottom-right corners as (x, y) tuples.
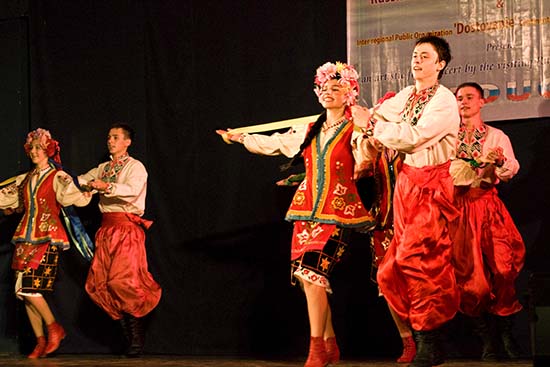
(352, 36), (460, 367)
(79, 123), (161, 357)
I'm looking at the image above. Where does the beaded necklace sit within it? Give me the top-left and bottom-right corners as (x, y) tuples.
(33, 165), (52, 176)
(322, 116), (346, 132)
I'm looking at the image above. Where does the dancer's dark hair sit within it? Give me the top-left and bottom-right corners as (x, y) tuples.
(110, 122), (135, 141)
(415, 36), (451, 80)
(455, 82), (484, 99)
(280, 111), (326, 171)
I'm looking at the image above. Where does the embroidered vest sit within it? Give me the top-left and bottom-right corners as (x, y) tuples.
(286, 121), (375, 228)
(12, 170), (69, 249)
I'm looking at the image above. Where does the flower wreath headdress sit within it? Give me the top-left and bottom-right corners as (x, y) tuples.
(24, 128), (62, 165)
(314, 61), (360, 107)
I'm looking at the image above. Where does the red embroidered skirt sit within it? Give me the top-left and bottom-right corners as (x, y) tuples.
(290, 221), (350, 286)
(85, 212), (161, 320)
(12, 242), (49, 270)
(13, 242), (59, 294)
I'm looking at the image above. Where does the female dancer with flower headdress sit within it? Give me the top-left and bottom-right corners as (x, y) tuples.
(217, 61), (376, 367)
(0, 128), (91, 358)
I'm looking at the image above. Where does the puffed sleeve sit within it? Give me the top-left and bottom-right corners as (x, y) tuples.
(77, 166), (101, 187)
(54, 171), (92, 207)
(491, 130), (519, 182)
(103, 160), (147, 200)
(0, 174), (27, 210)
(374, 87), (459, 154)
(242, 124), (308, 158)
(371, 87), (410, 125)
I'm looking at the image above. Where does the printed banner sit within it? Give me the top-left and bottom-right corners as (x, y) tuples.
(347, 0), (550, 121)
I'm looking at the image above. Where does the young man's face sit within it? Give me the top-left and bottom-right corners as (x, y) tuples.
(107, 128), (131, 157)
(456, 86), (485, 120)
(411, 42), (445, 82)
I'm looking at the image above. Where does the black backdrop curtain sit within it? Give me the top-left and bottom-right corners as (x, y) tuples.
(0, 0), (547, 359)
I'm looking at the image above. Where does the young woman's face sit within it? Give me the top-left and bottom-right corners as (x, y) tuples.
(318, 79), (347, 109)
(411, 42), (445, 82)
(28, 140), (49, 167)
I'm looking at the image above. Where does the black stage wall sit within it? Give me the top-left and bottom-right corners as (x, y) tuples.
(0, 0), (547, 360)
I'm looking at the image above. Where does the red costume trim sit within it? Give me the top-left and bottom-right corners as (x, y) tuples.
(12, 170), (69, 249)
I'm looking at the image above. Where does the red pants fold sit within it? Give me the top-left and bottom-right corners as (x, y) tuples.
(377, 162), (460, 331)
(85, 212), (162, 320)
(452, 187), (525, 316)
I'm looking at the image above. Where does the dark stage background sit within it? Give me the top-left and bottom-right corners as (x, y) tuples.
(0, 0), (548, 360)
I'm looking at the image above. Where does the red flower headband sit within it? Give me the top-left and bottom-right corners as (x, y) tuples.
(24, 128), (62, 165)
(314, 61), (360, 106)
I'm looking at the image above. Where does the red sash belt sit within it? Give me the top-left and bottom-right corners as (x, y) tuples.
(101, 212), (153, 230)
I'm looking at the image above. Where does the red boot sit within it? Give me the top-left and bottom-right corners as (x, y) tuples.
(304, 336), (328, 367)
(28, 336), (46, 359)
(397, 335), (416, 363)
(44, 321), (66, 355)
(325, 336), (340, 364)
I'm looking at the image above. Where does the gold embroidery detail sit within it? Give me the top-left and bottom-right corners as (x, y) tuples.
(293, 191), (306, 206)
(331, 196), (345, 211)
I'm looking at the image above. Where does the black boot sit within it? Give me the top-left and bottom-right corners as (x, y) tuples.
(471, 315), (498, 361)
(120, 314), (144, 357)
(118, 317), (131, 354)
(410, 329), (445, 367)
(496, 314), (522, 359)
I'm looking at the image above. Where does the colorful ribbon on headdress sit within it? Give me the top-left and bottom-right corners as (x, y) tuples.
(219, 114), (319, 144)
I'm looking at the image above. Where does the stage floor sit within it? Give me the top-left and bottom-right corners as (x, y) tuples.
(0, 355), (534, 367)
